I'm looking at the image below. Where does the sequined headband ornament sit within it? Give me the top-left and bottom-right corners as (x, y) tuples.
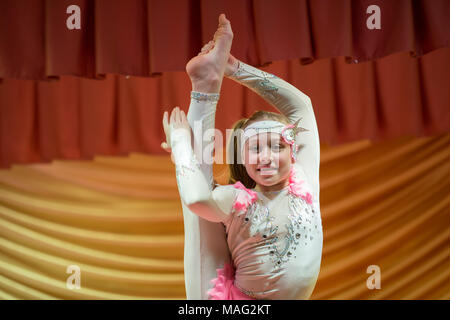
(242, 119), (308, 161)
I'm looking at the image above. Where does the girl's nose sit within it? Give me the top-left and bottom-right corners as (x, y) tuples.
(259, 148), (272, 164)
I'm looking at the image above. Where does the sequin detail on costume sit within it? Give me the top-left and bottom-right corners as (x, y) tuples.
(257, 79), (279, 100)
(231, 61), (280, 100)
(190, 91), (220, 103)
(266, 194), (319, 269)
(230, 168), (318, 270)
(242, 200), (279, 239)
(234, 281), (262, 299)
(175, 152), (201, 195)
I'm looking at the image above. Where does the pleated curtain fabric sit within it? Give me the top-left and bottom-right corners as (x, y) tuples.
(0, 48), (449, 168)
(0, 0), (449, 80)
(0, 133), (448, 299)
(0, 0), (449, 301)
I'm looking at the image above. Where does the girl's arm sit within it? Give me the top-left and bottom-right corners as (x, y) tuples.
(227, 60), (320, 203)
(166, 107), (236, 223)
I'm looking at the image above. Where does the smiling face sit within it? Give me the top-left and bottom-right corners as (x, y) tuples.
(243, 132), (293, 190)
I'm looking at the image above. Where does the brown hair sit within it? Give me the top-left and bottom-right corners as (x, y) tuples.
(227, 111), (291, 189)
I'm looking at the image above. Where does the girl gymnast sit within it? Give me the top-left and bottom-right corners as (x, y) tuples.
(162, 14), (322, 300)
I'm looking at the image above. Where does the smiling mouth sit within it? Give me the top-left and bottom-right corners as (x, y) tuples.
(257, 167), (278, 175)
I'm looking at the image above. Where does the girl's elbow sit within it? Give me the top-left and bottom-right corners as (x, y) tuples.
(183, 194), (209, 208)
(185, 199), (224, 223)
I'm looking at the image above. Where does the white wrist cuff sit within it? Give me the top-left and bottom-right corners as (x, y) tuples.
(191, 91), (220, 103)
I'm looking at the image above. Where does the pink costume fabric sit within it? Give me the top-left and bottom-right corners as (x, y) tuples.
(207, 181), (258, 300)
(207, 262), (255, 300)
(207, 169), (317, 300)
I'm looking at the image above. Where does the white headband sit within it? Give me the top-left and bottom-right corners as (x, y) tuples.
(242, 120), (285, 142)
(240, 119), (308, 162)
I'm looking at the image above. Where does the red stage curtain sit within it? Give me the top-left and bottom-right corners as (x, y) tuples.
(0, 0), (449, 80)
(0, 47), (449, 169)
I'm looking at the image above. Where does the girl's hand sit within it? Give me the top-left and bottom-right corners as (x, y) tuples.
(161, 107), (191, 153)
(224, 53), (239, 77)
(186, 13), (234, 93)
(198, 40), (239, 78)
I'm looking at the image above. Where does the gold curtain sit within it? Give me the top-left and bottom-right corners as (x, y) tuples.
(0, 133), (449, 300)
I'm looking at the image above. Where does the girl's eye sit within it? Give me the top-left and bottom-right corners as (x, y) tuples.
(249, 145), (259, 152)
(272, 144), (283, 151)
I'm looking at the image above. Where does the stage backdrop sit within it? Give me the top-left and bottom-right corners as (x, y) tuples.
(0, 0), (449, 80)
(1, 48), (449, 169)
(0, 132), (449, 299)
(0, 0), (449, 301)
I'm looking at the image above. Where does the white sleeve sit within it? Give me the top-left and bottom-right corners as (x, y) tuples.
(179, 92), (233, 300)
(228, 61), (321, 204)
(171, 128), (234, 223)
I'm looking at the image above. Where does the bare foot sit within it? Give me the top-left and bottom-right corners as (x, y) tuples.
(186, 14), (234, 92)
(198, 41), (239, 77)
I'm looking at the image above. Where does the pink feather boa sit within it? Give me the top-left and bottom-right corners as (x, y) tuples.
(232, 167), (313, 208)
(288, 167), (313, 204)
(231, 181), (258, 212)
(207, 262), (255, 300)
